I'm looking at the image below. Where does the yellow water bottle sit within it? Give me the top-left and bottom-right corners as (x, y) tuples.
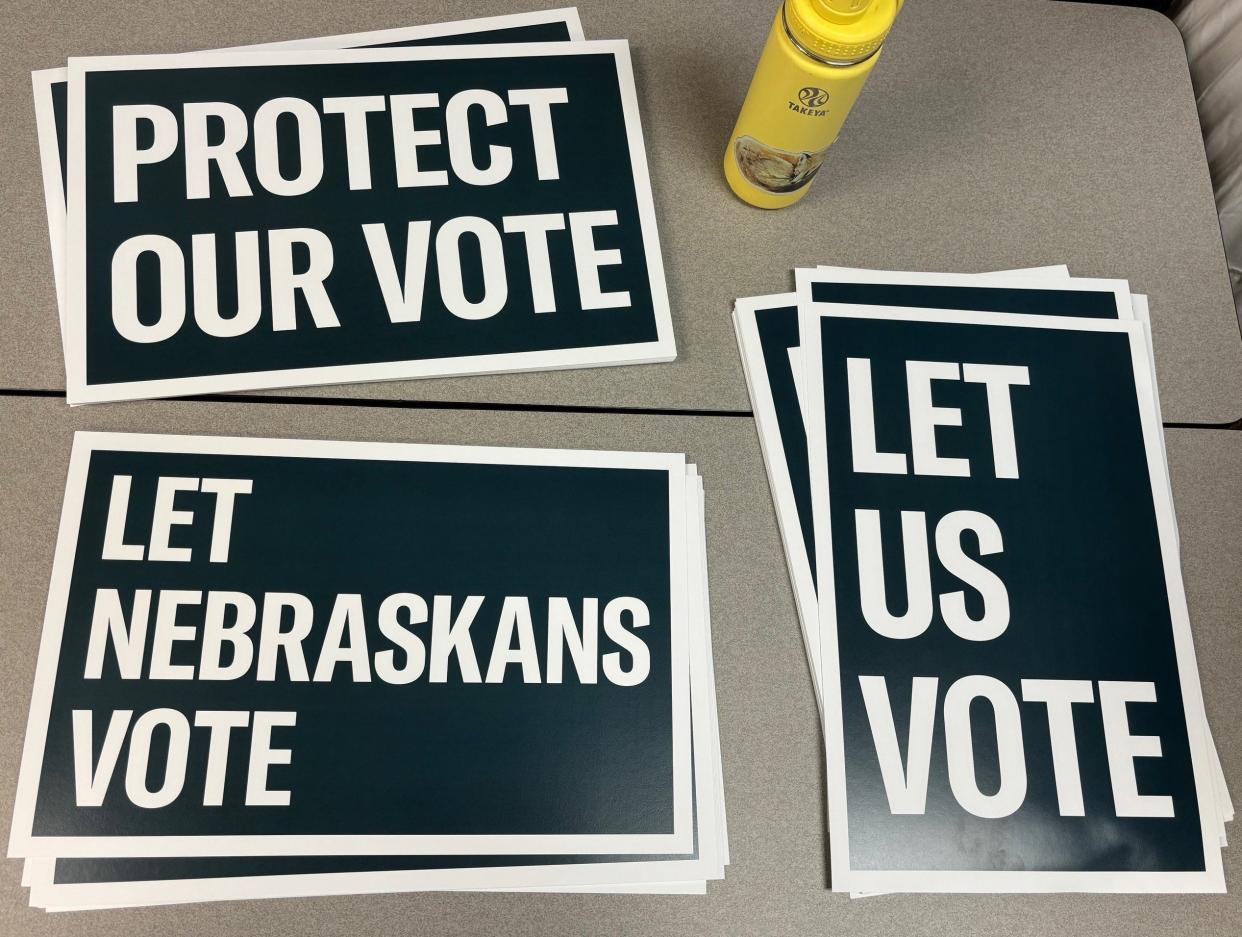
(724, 0), (902, 208)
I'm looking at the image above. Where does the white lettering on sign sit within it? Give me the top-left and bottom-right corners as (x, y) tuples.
(113, 89), (570, 202)
(71, 707), (296, 808)
(109, 210), (631, 340)
(104, 87), (630, 345)
(855, 509), (1009, 641)
(845, 357), (1030, 479)
(860, 676), (1174, 820)
(99, 474), (253, 565)
(83, 589), (652, 688)
(71, 459), (659, 819)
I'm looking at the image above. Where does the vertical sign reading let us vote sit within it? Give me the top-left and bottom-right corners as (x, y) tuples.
(807, 308), (1222, 892)
(65, 41), (674, 403)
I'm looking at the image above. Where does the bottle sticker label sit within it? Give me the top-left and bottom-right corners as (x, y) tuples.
(733, 135), (827, 194)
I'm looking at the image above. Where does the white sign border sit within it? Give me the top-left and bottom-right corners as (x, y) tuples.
(796, 301), (1225, 894)
(8, 431), (693, 859)
(63, 39), (675, 405)
(22, 467), (724, 906)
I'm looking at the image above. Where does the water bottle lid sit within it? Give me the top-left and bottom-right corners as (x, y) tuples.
(784, 0), (899, 65)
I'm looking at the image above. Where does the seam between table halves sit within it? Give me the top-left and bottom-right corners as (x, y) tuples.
(1, 388), (1239, 428)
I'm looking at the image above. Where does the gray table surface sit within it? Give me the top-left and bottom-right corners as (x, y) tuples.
(0, 394), (1238, 936)
(1, 0), (1240, 423)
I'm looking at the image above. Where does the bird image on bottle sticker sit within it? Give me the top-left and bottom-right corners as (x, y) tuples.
(733, 135), (828, 193)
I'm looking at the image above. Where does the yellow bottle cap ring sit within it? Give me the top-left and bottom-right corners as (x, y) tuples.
(783, 0), (899, 65)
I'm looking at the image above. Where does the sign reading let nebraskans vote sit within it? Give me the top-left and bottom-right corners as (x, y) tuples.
(63, 40), (673, 403)
(799, 302), (1225, 894)
(8, 434), (696, 859)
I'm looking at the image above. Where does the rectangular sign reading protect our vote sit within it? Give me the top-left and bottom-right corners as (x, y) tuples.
(64, 41), (674, 403)
(801, 306), (1224, 893)
(8, 434), (692, 858)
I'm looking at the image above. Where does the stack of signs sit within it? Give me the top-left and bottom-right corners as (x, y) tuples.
(735, 265), (1232, 894)
(31, 8), (674, 404)
(7, 432), (727, 908)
